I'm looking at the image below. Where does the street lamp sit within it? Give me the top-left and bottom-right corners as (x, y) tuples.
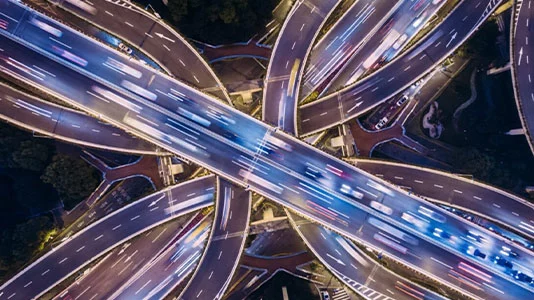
(145, 3), (161, 19)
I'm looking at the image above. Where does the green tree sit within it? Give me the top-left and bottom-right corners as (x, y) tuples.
(41, 154), (100, 210)
(10, 140), (52, 172)
(166, 0), (277, 44)
(0, 215), (55, 276)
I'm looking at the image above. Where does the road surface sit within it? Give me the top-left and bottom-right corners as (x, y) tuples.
(511, 0), (534, 154)
(51, 0), (230, 101)
(0, 175), (215, 300)
(262, 0), (338, 134)
(179, 178), (251, 300)
(299, 0), (503, 136)
(0, 2), (532, 297)
(0, 81), (157, 154)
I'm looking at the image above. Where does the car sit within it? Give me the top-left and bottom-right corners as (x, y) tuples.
(466, 246), (486, 259)
(467, 230), (486, 244)
(118, 42), (133, 55)
(511, 270), (533, 283)
(396, 94), (409, 107)
(340, 184), (364, 199)
(492, 256), (513, 268)
(500, 246), (519, 258)
(392, 34), (408, 50)
(370, 200), (393, 215)
(321, 291), (330, 300)
(418, 206), (446, 223)
(401, 212), (428, 229)
(433, 228), (452, 239)
(374, 117), (389, 130)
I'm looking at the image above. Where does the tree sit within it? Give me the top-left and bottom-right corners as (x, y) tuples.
(166, 0), (277, 44)
(10, 140), (52, 172)
(41, 154), (100, 210)
(0, 215), (55, 276)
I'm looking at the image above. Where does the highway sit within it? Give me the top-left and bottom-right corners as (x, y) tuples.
(288, 212), (447, 300)
(262, 0), (338, 134)
(354, 159), (534, 240)
(0, 2), (533, 297)
(511, 0), (534, 154)
(300, 0), (399, 100)
(50, 0), (230, 101)
(0, 175), (215, 300)
(299, 0), (503, 136)
(179, 178), (251, 300)
(318, 0), (446, 96)
(112, 213), (213, 299)
(54, 216), (188, 300)
(0, 81), (158, 155)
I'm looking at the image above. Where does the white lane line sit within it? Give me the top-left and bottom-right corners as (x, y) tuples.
(42, 269), (50, 276)
(493, 203), (501, 208)
(105, 11), (114, 16)
(431, 257), (453, 269)
(94, 234), (104, 241)
(112, 224), (122, 231)
(59, 257), (68, 264)
(23, 281), (32, 288)
(131, 215), (140, 221)
(135, 280), (152, 295)
(125, 22), (134, 27)
(414, 180), (423, 183)
(433, 184), (443, 188)
(453, 189), (463, 194)
(76, 246), (85, 252)
(473, 196), (482, 200)
(394, 176), (403, 180)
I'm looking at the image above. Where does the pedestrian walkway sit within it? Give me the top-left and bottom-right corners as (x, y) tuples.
(197, 39), (272, 63)
(81, 151), (163, 206)
(350, 100), (428, 156)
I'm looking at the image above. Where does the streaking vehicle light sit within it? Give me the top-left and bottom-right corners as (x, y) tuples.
(417, 206), (446, 223)
(52, 46), (88, 67)
(366, 179), (394, 196)
(121, 80), (157, 101)
(178, 107), (211, 127)
(29, 17), (62, 37)
(373, 233), (407, 254)
(370, 200), (393, 215)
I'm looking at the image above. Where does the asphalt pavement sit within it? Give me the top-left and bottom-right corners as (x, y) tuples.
(289, 212), (447, 300)
(511, 0), (534, 154)
(262, 0), (338, 134)
(179, 178), (251, 300)
(51, 0), (230, 101)
(299, 0), (503, 136)
(0, 175), (215, 300)
(54, 216), (188, 300)
(0, 1), (533, 297)
(354, 159), (534, 240)
(0, 81), (157, 154)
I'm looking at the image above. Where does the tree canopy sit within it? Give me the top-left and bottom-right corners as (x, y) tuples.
(41, 154), (101, 210)
(167, 0), (278, 44)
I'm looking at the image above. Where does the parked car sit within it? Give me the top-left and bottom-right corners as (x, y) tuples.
(118, 42), (132, 55)
(374, 117), (389, 130)
(396, 94), (409, 107)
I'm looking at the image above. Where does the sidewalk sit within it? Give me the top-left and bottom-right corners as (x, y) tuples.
(197, 39), (272, 63)
(350, 100), (428, 156)
(81, 151), (163, 206)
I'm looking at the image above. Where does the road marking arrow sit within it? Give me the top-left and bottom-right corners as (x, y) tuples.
(327, 253), (346, 266)
(149, 194), (165, 207)
(446, 32), (457, 48)
(155, 32), (175, 43)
